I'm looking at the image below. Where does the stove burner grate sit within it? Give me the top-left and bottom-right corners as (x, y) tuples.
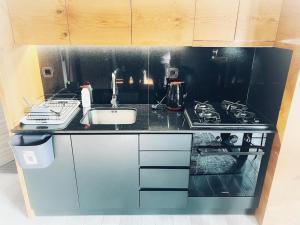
(187, 100), (264, 126)
(194, 101), (221, 123)
(233, 110), (260, 124)
(194, 101), (214, 111)
(221, 100), (248, 113)
(198, 111), (221, 123)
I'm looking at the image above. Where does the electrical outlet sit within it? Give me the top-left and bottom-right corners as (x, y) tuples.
(41, 67), (54, 78)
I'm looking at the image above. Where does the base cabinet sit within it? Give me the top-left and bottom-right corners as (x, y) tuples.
(71, 135), (139, 209)
(23, 135), (79, 213)
(21, 133), (261, 214)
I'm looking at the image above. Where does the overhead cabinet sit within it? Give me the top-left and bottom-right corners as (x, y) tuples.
(194, 0), (239, 41)
(6, 0), (284, 45)
(67, 0), (131, 45)
(235, 0), (283, 41)
(131, 0), (195, 45)
(6, 0), (69, 45)
(194, 0), (283, 42)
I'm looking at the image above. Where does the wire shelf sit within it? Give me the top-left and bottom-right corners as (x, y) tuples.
(21, 93), (80, 125)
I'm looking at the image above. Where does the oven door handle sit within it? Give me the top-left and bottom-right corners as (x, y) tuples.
(197, 150), (265, 156)
(195, 145), (265, 149)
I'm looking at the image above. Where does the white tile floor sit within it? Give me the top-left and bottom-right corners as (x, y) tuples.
(0, 172), (258, 225)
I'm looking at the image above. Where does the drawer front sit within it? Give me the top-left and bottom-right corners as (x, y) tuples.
(139, 134), (192, 151)
(140, 191), (188, 209)
(140, 151), (191, 167)
(140, 169), (189, 188)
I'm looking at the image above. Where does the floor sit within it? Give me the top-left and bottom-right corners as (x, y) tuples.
(0, 161), (258, 225)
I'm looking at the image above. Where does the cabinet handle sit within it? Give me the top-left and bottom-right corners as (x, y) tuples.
(197, 150), (265, 156)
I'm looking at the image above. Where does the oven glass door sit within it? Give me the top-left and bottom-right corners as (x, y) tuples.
(189, 132), (266, 197)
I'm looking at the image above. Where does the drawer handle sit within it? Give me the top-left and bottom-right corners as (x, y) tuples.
(140, 188), (188, 191)
(140, 166), (190, 169)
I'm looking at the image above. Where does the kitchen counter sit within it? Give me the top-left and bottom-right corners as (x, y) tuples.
(12, 104), (275, 134)
(12, 104), (192, 134)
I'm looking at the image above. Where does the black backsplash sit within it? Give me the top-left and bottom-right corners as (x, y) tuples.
(247, 48), (292, 124)
(69, 47), (149, 104)
(38, 46), (292, 124)
(149, 47), (255, 103)
(65, 47), (255, 104)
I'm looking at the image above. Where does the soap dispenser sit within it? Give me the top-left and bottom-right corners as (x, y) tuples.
(81, 81), (93, 108)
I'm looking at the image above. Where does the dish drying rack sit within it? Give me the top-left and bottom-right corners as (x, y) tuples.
(20, 99), (80, 125)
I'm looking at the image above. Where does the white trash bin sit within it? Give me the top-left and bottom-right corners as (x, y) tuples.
(10, 135), (54, 169)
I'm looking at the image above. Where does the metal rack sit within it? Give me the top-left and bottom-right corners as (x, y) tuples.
(21, 93), (80, 125)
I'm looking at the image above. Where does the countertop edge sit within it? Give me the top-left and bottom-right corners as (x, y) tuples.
(12, 104), (276, 134)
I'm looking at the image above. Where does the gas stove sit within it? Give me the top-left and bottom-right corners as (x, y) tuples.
(184, 100), (274, 130)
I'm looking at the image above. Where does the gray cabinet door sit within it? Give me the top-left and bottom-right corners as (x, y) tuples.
(71, 135), (139, 209)
(140, 169), (189, 188)
(23, 135), (79, 214)
(139, 134), (192, 150)
(140, 191), (188, 209)
(139, 151), (191, 167)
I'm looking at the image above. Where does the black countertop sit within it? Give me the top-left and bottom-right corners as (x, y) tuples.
(12, 104), (192, 134)
(12, 104), (275, 134)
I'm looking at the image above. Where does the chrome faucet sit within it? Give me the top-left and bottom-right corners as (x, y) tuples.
(111, 69), (118, 108)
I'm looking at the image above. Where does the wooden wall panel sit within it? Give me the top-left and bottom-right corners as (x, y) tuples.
(68, 0), (131, 45)
(0, 0), (13, 48)
(0, 0), (42, 217)
(276, 0), (300, 43)
(261, 64), (300, 225)
(194, 0), (239, 41)
(0, 0), (13, 166)
(6, 0), (69, 45)
(256, 0), (300, 222)
(275, 47), (300, 139)
(0, 102), (13, 166)
(235, 0), (283, 41)
(256, 46), (300, 224)
(132, 0), (195, 45)
(0, 46), (44, 129)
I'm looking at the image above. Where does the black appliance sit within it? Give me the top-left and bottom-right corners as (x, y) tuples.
(184, 100), (274, 130)
(189, 132), (268, 198)
(166, 79), (186, 111)
(185, 100), (275, 207)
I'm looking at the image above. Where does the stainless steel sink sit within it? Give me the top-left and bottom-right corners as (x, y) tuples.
(80, 107), (137, 125)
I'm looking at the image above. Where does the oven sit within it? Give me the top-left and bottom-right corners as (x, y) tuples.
(189, 131), (271, 198)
